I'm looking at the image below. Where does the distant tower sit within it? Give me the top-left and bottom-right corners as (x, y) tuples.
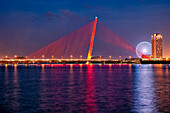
(151, 33), (163, 58)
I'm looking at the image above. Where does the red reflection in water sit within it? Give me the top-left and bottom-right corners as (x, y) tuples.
(129, 64), (132, 74)
(86, 64), (97, 113)
(5, 64), (8, 70)
(52, 64), (64, 67)
(14, 64), (17, 72)
(70, 64), (73, 75)
(41, 64), (45, 74)
(79, 64), (83, 73)
(108, 64), (112, 74)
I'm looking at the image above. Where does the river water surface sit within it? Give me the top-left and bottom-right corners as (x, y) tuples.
(0, 64), (169, 113)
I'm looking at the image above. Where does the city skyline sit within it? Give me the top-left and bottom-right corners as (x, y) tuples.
(0, 0), (170, 58)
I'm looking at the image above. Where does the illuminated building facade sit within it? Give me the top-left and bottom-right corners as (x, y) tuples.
(151, 33), (163, 58)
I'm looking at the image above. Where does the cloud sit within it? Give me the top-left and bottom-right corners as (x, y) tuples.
(61, 9), (90, 21)
(42, 10), (90, 22)
(42, 11), (65, 20)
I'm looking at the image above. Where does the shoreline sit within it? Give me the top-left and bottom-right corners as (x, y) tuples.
(0, 59), (169, 65)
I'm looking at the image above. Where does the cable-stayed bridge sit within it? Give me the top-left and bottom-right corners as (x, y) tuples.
(28, 17), (136, 60)
(1, 17), (151, 64)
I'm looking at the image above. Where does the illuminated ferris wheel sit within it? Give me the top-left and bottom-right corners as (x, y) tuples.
(136, 41), (151, 58)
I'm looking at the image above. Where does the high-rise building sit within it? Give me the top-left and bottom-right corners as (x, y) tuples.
(151, 33), (163, 58)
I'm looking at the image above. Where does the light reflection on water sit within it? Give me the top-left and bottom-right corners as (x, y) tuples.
(0, 64), (169, 113)
(12, 64), (20, 112)
(133, 64), (157, 113)
(86, 64), (97, 113)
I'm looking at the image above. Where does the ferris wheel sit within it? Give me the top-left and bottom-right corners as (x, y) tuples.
(136, 41), (151, 58)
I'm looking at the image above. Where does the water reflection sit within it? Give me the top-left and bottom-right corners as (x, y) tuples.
(70, 64), (73, 75)
(133, 64), (157, 112)
(4, 64), (9, 111)
(129, 64), (132, 74)
(154, 64), (170, 112)
(5, 64), (8, 85)
(86, 64), (97, 113)
(39, 64), (48, 112)
(67, 64), (75, 112)
(41, 64), (45, 74)
(12, 64), (20, 112)
(108, 64), (112, 74)
(0, 64), (170, 112)
(79, 64), (83, 73)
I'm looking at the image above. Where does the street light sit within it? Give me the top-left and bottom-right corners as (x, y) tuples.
(109, 56), (111, 59)
(129, 56), (131, 59)
(80, 55), (82, 59)
(119, 56), (121, 60)
(5, 56), (8, 59)
(100, 56), (101, 59)
(70, 55), (73, 59)
(25, 56), (27, 59)
(42, 55), (44, 59)
(52, 55), (54, 59)
(14, 55), (17, 59)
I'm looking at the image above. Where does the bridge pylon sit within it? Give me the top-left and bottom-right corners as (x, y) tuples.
(87, 16), (98, 60)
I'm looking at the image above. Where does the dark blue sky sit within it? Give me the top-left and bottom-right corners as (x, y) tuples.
(0, 0), (170, 58)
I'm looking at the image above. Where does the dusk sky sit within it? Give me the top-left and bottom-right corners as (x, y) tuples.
(0, 0), (170, 58)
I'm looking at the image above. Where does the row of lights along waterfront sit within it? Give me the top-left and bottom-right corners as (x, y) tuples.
(4, 55), (131, 60)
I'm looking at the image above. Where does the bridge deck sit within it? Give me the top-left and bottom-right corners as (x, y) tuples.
(0, 59), (138, 64)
